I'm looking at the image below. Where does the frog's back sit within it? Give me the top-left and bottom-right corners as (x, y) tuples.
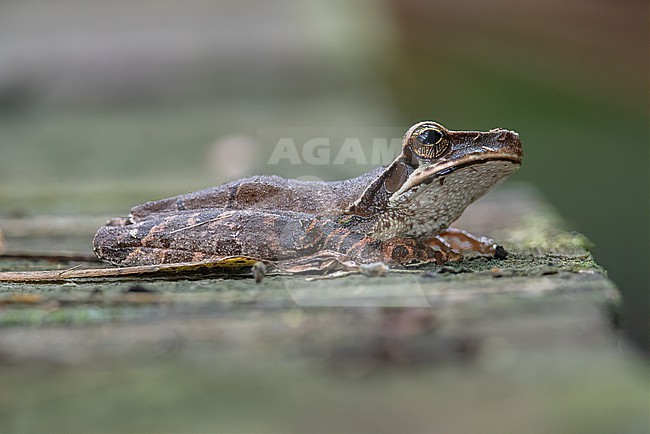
(130, 168), (385, 220)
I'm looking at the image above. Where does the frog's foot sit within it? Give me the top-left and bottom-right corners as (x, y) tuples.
(423, 228), (507, 263)
(275, 250), (361, 274)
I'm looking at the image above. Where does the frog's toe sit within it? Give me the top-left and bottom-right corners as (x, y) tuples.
(425, 228), (498, 258)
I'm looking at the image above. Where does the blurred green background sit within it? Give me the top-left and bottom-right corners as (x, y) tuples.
(0, 0), (647, 351)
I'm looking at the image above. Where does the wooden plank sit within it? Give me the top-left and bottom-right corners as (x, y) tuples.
(0, 185), (644, 433)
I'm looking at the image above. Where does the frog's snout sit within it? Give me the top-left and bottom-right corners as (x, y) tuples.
(494, 129), (520, 144)
(485, 128), (523, 163)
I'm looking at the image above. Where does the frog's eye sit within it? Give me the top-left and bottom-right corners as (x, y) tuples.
(411, 128), (450, 159)
(417, 129), (443, 145)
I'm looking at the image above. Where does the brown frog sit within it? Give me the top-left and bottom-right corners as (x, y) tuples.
(93, 121), (522, 273)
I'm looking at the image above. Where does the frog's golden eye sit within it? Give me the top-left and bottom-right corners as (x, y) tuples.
(412, 128), (450, 159)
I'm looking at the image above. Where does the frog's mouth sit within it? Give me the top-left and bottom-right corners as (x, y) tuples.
(395, 152), (522, 196)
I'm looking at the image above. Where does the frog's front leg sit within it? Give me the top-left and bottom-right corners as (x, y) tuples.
(422, 228), (507, 263)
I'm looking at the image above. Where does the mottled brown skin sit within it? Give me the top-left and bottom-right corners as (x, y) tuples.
(94, 121), (523, 273)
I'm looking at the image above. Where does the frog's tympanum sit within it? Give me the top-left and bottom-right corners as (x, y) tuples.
(94, 121), (522, 273)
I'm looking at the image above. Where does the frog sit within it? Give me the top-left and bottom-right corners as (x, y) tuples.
(93, 121), (522, 273)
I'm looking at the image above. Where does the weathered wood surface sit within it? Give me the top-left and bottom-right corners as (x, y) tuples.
(0, 185), (645, 432)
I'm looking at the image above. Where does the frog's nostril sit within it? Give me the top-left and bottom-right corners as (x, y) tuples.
(496, 130), (519, 143)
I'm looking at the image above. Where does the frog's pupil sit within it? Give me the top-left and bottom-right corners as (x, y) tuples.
(417, 129), (443, 145)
